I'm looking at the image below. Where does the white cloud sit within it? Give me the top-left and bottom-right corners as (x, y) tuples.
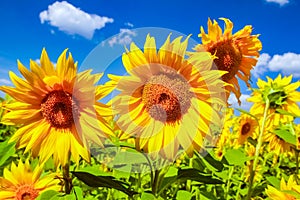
(252, 53), (271, 78)
(265, 0), (289, 6)
(251, 52), (300, 78)
(228, 94), (253, 112)
(107, 29), (137, 47)
(0, 78), (11, 85)
(268, 52), (300, 77)
(39, 1), (114, 39)
(124, 22), (134, 27)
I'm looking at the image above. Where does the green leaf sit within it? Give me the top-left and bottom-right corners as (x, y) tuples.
(159, 176), (177, 194)
(276, 109), (299, 118)
(78, 165), (111, 176)
(72, 171), (138, 197)
(274, 128), (296, 145)
(0, 141), (15, 166)
(192, 157), (205, 171)
(164, 166), (178, 177)
(176, 168), (223, 184)
(113, 166), (132, 179)
(201, 151), (224, 171)
(36, 190), (60, 200)
(141, 192), (156, 200)
(176, 190), (192, 200)
(112, 150), (148, 165)
(224, 149), (248, 166)
(159, 168), (223, 195)
(214, 170), (229, 180)
(73, 186), (83, 200)
(266, 176), (280, 189)
(50, 194), (76, 200)
(199, 190), (218, 200)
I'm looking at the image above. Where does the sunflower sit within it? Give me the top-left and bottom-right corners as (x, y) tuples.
(0, 160), (60, 200)
(213, 108), (235, 159)
(266, 175), (300, 200)
(194, 18), (262, 104)
(248, 75), (300, 127)
(263, 124), (293, 163)
(0, 49), (114, 167)
(110, 34), (227, 160)
(235, 114), (258, 146)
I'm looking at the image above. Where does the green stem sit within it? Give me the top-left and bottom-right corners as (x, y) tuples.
(186, 157), (193, 192)
(106, 188), (112, 200)
(153, 164), (171, 197)
(262, 152), (273, 167)
(141, 153), (154, 186)
(246, 100), (269, 200)
(63, 161), (72, 194)
(136, 172), (142, 193)
(225, 165), (234, 200)
(152, 169), (161, 196)
(235, 169), (245, 200)
(276, 154), (283, 178)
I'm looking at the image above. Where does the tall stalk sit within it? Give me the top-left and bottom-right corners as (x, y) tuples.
(246, 100), (269, 200)
(63, 155), (72, 194)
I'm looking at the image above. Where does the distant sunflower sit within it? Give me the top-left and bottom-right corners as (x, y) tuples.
(244, 163), (262, 183)
(214, 108), (235, 159)
(195, 18), (262, 104)
(0, 49), (114, 166)
(248, 75), (300, 127)
(235, 114), (258, 145)
(0, 160), (60, 200)
(266, 176), (300, 200)
(264, 127), (293, 160)
(111, 34), (227, 160)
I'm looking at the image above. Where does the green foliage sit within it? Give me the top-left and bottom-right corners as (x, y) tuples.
(176, 190), (192, 200)
(266, 176), (280, 189)
(273, 125), (296, 145)
(224, 149), (250, 166)
(72, 171), (138, 197)
(0, 140), (15, 167)
(36, 190), (60, 200)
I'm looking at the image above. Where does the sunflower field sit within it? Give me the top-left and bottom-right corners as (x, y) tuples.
(0, 18), (299, 200)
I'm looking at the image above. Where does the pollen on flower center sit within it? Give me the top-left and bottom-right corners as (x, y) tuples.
(142, 73), (192, 123)
(41, 90), (79, 129)
(241, 122), (251, 135)
(16, 184), (39, 200)
(209, 40), (242, 81)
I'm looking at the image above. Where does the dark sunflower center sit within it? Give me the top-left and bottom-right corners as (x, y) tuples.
(217, 151), (223, 158)
(41, 90), (79, 129)
(241, 122), (251, 135)
(16, 185), (39, 200)
(208, 40), (242, 81)
(142, 73), (192, 123)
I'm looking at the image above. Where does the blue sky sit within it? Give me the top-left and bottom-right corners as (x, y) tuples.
(0, 0), (299, 111)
